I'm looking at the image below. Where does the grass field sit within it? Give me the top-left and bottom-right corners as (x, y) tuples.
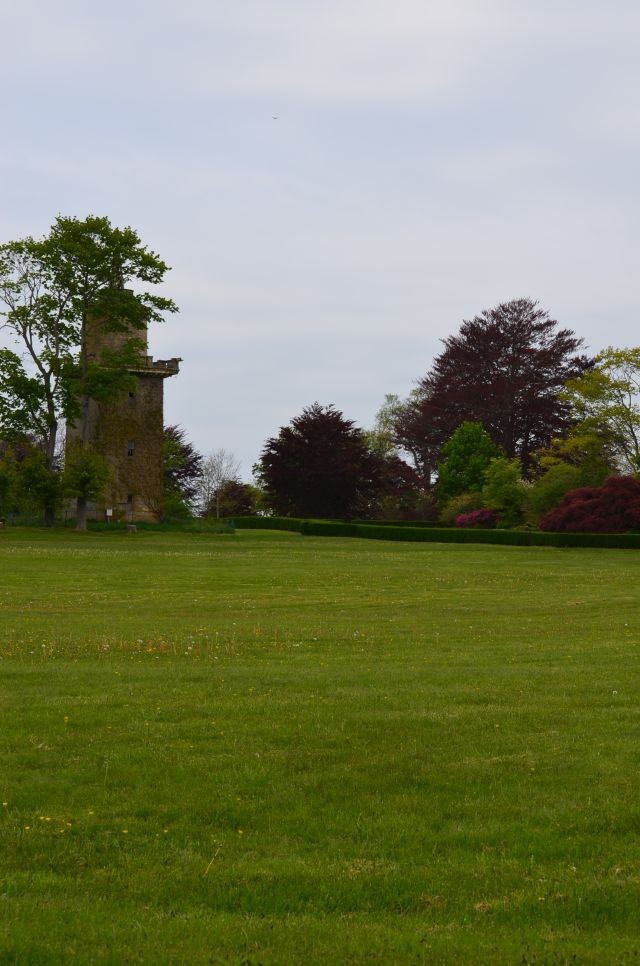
(1, 528), (640, 964)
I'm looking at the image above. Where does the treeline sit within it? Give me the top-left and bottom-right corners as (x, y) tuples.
(166, 298), (640, 534)
(248, 299), (640, 533)
(2, 213), (640, 534)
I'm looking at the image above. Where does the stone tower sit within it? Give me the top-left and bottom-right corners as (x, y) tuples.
(66, 315), (180, 522)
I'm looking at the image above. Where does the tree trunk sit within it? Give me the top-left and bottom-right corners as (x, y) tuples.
(44, 504), (55, 528)
(76, 496), (88, 531)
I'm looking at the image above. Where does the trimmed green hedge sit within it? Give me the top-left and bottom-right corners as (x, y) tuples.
(353, 519), (442, 528)
(232, 516), (305, 532)
(59, 519), (236, 534)
(232, 516), (640, 549)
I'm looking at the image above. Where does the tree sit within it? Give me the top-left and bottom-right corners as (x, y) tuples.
(436, 421), (501, 503)
(365, 394), (406, 458)
(540, 477), (640, 533)
(257, 403), (383, 519)
(202, 479), (258, 518)
(0, 216), (177, 528)
(525, 426), (613, 523)
(481, 457), (527, 527)
(62, 445), (110, 517)
(564, 347), (640, 474)
(394, 298), (590, 480)
(526, 463), (583, 523)
(197, 448), (241, 518)
(163, 425), (203, 517)
(0, 438), (61, 522)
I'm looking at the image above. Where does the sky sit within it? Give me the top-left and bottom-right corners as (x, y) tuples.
(1, 0), (639, 478)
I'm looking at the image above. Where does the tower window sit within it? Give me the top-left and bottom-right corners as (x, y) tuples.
(127, 441), (135, 457)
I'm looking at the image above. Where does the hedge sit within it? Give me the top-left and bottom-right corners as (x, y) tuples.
(352, 519), (442, 528)
(231, 516), (640, 549)
(232, 516), (305, 532)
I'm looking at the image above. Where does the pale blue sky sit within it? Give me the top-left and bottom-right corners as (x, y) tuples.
(1, 0), (639, 475)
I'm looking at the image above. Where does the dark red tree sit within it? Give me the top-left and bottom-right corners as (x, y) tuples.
(540, 476), (640, 532)
(394, 299), (590, 480)
(202, 479), (257, 518)
(258, 403), (383, 519)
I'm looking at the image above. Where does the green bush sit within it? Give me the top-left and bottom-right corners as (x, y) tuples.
(438, 492), (484, 526)
(526, 463), (581, 523)
(481, 457), (527, 527)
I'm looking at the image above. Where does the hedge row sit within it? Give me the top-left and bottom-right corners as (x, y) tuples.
(352, 519), (442, 528)
(232, 517), (640, 549)
(232, 516), (305, 532)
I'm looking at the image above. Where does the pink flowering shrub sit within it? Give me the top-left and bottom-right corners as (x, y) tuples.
(455, 507), (497, 528)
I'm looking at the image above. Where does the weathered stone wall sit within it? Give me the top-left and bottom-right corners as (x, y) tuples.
(66, 317), (179, 523)
(94, 374), (166, 521)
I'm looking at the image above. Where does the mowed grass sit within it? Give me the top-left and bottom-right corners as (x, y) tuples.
(1, 529), (640, 964)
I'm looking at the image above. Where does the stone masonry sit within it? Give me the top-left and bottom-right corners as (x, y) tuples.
(66, 316), (180, 522)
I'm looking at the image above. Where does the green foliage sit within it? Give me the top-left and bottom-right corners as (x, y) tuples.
(0, 349), (49, 442)
(438, 491), (484, 526)
(233, 516), (305, 532)
(526, 462), (582, 522)
(0, 216), (177, 470)
(62, 447), (110, 503)
(364, 393), (405, 458)
(527, 429), (613, 523)
(564, 346), (640, 473)
(15, 452), (61, 519)
(481, 457), (527, 527)
(236, 516), (640, 549)
(436, 422), (501, 502)
(161, 488), (194, 521)
(0, 441), (61, 523)
(162, 426), (203, 511)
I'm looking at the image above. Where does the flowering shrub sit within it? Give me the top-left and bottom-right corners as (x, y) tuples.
(540, 476), (640, 532)
(455, 507), (497, 528)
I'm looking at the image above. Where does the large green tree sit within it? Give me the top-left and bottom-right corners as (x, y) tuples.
(564, 347), (640, 474)
(0, 215), (177, 527)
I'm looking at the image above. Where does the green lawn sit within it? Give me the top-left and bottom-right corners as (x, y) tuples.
(1, 528), (640, 964)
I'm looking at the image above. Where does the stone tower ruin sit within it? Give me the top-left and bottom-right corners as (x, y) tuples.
(66, 316), (180, 522)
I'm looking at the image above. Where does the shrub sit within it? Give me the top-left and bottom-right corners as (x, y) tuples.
(439, 491), (484, 526)
(436, 423), (501, 503)
(455, 508), (497, 528)
(481, 457), (526, 527)
(526, 463), (582, 523)
(540, 476), (640, 532)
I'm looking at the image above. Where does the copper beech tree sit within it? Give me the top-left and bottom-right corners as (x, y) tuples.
(394, 298), (591, 484)
(257, 403), (384, 519)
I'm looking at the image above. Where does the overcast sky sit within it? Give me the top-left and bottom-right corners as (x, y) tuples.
(1, 0), (639, 477)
